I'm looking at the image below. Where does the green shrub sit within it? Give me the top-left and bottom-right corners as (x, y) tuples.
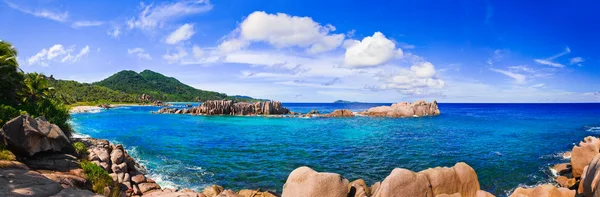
(73, 142), (87, 156)
(80, 160), (114, 194)
(0, 104), (27, 126)
(0, 143), (16, 161)
(28, 99), (73, 137)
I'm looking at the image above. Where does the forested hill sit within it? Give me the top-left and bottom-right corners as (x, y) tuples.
(92, 70), (261, 102)
(49, 79), (138, 104)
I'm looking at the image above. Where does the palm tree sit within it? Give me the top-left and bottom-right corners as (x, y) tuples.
(0, 41), (24, 105)
(21, 72), (53, 105)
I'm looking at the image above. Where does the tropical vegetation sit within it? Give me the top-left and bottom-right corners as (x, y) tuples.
(0, 40), (72, 136)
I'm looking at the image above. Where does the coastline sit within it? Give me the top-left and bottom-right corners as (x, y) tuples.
(69, 104), (142, 113)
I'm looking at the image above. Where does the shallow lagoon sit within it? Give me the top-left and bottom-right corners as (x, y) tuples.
(71, 103), (600, 196)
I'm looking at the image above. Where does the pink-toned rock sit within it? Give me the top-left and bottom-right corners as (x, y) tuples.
(138, 182), (161, 194)
(571, 137), (600, 178)
(420, 166), (460, 196)
(202, 185), (224, 197)
(373, 168), (433, 197)
(281, 166), (349, 197)
(328, 109), (354, 117)
(1, 115), (71, 156)
(370, 182), (381, 196)
(348, 179), (370, 197)
(556, 176), (576, 188)
(476, 190), (495, 197)
(453, 162), (481, 197)
(237, 189), (278, 197)
(435, 193), (461, 197)
(552, 163), (571, 177)
(359, 100), (440, 118)
(509, 184), (574, 197)
(131, 174), (146, 184)
(217, 189), (241, 197)
(581, 153), (600, 196)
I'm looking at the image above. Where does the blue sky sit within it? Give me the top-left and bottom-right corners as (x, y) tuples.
(1, 0), (599, 102)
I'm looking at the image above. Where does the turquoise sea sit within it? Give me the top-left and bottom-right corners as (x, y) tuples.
(71, 103), (600, 196)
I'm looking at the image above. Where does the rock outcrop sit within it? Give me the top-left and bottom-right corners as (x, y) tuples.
(327, 109), (354, 117)
(281, 166), (349, 197)
(571, 136), (600, 178)
(157, 100), (290, 116)
(509, 184), (575, 197)
(358, 100), (440, 118)
(76, 138), (156, 196)
(0, 161), (63, 197)
(1, 115), (71, 157)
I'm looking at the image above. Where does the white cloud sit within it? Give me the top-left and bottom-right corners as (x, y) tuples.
(72, 21), (104, 28)
(27, 44), (90, 66)
(127, 48), (152, 60)
(220, 11), (344, 54)
(570, 57), (584, 65)
(217, 39), (250, 53)
(107, 27), (122, 38)
(529, 83), (545, 88)
(344, 32), (403, 67)
(534, 47), (570, 68)
(411, 62), (436, 78)
(489, 68), (526, 84)
(127, 0), (212, 30)
(192, 45), (204, 58)
(164, 23), (196, 44)
(4, 1), (69, 23)
(163, 48), (188, 63)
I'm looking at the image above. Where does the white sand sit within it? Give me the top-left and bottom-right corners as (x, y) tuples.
(69, 106), (103, 113)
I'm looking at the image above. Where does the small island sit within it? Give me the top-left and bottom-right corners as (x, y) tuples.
(333, 100), (365, 104)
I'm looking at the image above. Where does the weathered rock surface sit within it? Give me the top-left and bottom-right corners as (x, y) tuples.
(281, 166), (349, 197)
(23, 153), (79, 172)
(580, 153), (600, 196)
(50, 187), (104, 197)
(157, 100), (290, 116)
(373, 168), (433, 197)
(328, 109), (355, 117)
(358, 100), (441, 118)
(571, 136), (600, 178)
(509, 184), (575, 197)
(237, 189), (279, 197)
(0, 167), (63, 197)
(1, 115), (71, 157)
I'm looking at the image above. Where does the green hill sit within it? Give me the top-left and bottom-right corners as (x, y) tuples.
(48, 79), (138, 104)
(93, 70), (261, 102)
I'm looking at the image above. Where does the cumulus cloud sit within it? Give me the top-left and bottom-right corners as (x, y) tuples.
(372, 62), (444, 95)
(127, 48), (152, 60)
(127, 0), (212, 30)
(27, 44), (90, 66)
(165, 23), (195, 44)
(344, 32), (403, 67)
(217, 39), (250, 54)
(218, 11), (344, 54)
(489, 68), (526, 84)
(4, 1), (68, 23)
(163, 47), (188, 64)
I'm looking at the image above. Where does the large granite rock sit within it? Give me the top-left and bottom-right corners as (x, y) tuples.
(23, 153), (79, 172)
(50, 188), (104, 197)
(581, 153), (600, 196)
(327, 109), (355, 117)
(571, 136), (600, 178)
(0, 165), (63, 197)
(509, 184), (575, 197)
(358, 100), (440, 118)
(373, 168), (433, 197)
(1, 115), (71, 157)
(281, 166), (349, 197)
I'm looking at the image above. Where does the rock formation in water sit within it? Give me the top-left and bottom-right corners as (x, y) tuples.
(157, 100), (290, 116)
(358, 100), (440, 117)
(327, 109), (355, 117)
(139, 94), (167, 106)
(1, 115), (71, 156)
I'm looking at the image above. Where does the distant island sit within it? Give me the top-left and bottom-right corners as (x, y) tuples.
(333, 100), (364, 103)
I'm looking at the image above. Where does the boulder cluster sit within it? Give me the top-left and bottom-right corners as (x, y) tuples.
(358, 100), (441, 118)
(139, 94), (167, 106)
(540, 135), (600, 197)
(280, 163), (494, 197)
(82, 138), (162, 196)
(157, 100), (291, 116)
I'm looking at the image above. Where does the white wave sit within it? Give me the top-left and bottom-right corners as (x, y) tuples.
(588, 127), (600, 132)
(72, 133), (90, 138)
(147, 173), (181, 190)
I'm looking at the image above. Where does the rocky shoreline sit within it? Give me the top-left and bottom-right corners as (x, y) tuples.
(155, 100), (441, 118)
(1, 110), (597, 197)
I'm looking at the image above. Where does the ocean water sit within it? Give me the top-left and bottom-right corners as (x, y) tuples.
(70, 103), (600, 196)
